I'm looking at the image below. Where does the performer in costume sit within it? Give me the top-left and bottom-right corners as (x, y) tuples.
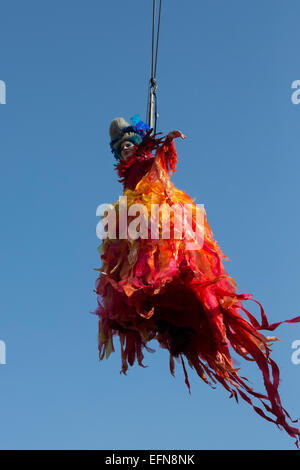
(94, 115), (300, 446)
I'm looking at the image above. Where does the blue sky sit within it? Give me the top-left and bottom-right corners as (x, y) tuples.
(0, 0), (300, 450)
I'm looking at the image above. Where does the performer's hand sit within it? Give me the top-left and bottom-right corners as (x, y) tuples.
(166, 130), (186, 141)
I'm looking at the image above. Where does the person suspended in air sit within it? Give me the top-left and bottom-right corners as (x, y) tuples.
(94, 114), (300, 447)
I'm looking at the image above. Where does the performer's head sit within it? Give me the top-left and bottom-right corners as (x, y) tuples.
(109, 115), (150, 160)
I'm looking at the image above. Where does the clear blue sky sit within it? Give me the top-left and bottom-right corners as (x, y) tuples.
(0, 0), (300, 450)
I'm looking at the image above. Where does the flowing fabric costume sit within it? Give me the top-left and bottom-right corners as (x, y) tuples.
(94, 116), (300, 446)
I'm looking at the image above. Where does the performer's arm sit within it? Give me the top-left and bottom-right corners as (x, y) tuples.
(155, 130), (186, 174)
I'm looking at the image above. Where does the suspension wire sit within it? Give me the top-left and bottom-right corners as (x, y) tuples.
(153, 0), (162, 79)
(150, 0), (156, 80)
(147, 0), (162, 134)
(146, 0), (156, 128)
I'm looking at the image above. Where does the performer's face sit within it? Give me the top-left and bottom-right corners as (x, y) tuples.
(120, 141), (135, 161)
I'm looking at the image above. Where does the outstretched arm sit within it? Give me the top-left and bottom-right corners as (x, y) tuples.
(154, 130), (186, 175)
(165, 130), (186, 142)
